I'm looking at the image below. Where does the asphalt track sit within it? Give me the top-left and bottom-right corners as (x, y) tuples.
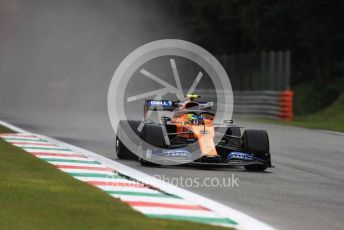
(1, 109), (343, 230)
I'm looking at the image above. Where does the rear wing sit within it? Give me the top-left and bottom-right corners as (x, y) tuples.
(144, 100), (175, 120)
(145, 100), (175, 110)
(143, 99), (214, 119)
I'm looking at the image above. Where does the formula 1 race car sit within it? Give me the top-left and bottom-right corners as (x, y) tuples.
(116, 95), (272, 171)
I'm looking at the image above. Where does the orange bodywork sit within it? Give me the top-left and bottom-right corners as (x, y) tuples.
(172, 101), (218, 157)
(190, 125), (217, 156)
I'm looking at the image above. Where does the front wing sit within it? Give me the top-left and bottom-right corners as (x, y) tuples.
(142, 148), (271, 167)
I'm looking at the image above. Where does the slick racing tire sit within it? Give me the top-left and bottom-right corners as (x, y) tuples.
(242, 129), (270, 171)
(116, 120), (141, 160)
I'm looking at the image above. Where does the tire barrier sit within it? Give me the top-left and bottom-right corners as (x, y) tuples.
(233, 90), (293, 120)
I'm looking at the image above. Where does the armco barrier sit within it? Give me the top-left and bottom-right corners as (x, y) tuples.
(195, 89), (293, 120)
(234, 90), (293, 120)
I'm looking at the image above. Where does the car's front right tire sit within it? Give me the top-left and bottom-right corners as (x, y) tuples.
(242, 129), (270, 171)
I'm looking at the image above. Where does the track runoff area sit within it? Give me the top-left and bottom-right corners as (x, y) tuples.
(0, 120), (274, 230)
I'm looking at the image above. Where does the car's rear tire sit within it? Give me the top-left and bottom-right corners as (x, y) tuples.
(242, 129), (270, 171)
(116, 120), (140, 160)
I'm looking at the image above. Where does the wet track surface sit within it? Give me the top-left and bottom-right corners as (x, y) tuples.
(1, 110), (344, 230)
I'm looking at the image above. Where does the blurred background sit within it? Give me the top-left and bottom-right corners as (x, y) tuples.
(173, 0), (343, 128)
(0, 0), (343, 131)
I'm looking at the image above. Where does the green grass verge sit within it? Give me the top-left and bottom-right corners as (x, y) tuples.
(256, 93), (344, 132)
(0, 124), (16, 133)
(0, 128), (228, 230)
(292, 80), (342, 115)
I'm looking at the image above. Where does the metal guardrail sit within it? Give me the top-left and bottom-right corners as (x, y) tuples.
(234, 90), (293, 120)
(195, 90), (293, 120)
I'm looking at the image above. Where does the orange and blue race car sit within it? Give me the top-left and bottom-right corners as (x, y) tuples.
(116, 95), (272, 171)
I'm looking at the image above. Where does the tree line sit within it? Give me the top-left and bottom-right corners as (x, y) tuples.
(164, 0), (343, 110)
